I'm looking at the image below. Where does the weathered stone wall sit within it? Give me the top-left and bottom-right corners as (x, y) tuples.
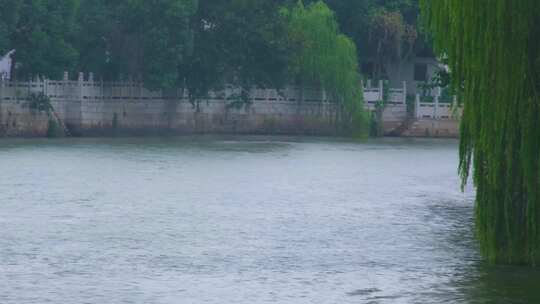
(0, 82), (49, 137)
(0, 80), (341, 137)
(0, 99), (49, 137)
(0, 79), (459, 138)
(74, 98), (340, 136)
(401, 118), (460, 138)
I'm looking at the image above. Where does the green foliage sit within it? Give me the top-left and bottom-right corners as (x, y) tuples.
(307, 0), (430, 79)
(282, 1), (368, 135)
(369, 111), (379, 137)
(25, 92), (65, 137)
(1, 0), (196, 86)
(405, 93), (415, 115)
(1, 0), (430, 93)
(381, 80), (390, 104)
(46, 118), (62, 138)
(4, 0), (80, 79)
(123, 0), (197, 89)
(179, 0), (290, 104)
(112, 112), (119, 130)
(421, 0), (540, 265)
(27, 92), (53, 113)
(76, 0), (197, 89)
(0, 23), (8, 55)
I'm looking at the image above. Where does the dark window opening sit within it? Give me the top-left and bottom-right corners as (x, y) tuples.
(414, 63), (428, 81)
(361, 62), (374, 79)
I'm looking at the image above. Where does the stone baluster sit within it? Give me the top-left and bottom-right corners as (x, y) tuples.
(415, 93), (421, 119)
(402, 81), (407, 104)
(434, 86), (441, 119)
(78, 72), (84, 103)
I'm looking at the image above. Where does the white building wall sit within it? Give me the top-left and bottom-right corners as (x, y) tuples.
(0, 50), (14, 80)
(385, 56), (441, 96)
(362, 56), (441, 96)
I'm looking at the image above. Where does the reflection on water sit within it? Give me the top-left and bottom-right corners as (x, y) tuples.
(462, 265), (540, 304)
(0, 136), (538, 303)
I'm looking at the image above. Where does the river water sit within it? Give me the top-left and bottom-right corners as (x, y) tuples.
(0, 137), (539, 303)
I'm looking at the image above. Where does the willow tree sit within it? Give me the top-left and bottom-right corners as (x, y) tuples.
(420, 0), (540, 265)
(281, 1), (368, 135)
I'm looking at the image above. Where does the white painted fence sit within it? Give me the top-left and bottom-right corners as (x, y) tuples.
(362, 80), (407, 110)
(0, 73), (333, 104)
(2, 73), (411, 109)
(361, 80), (408, 127)
(1, 73), (437, 123)
(1, 71), (461, 122)
(415, 87), (462, 119)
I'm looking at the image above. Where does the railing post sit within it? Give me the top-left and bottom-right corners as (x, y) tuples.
(0, 76), (3, 104)
(402, 81), (407, 104)
(78, 72), (84, 104)
(367, 79), (371, 89)
(379, 80), (383, 101)
(434, 86), (441, 119)
(415, 93), (420, 119)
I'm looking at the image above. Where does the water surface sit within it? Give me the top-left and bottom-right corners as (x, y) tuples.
(0, 136), (539, 303)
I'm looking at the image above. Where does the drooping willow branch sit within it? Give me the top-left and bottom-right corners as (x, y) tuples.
(420, 0), (540, 265)
(281, 1), (368, 135)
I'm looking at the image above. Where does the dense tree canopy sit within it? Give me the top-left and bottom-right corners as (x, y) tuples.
(0, 0), (197, 87)
(178, 0), (290, 98)
(421, 0), (540, 265)
(76, 0), (197, 89)
(1, 0), (80, 79)
(316, 0), (430, 79)
(1, 0), (428, 85)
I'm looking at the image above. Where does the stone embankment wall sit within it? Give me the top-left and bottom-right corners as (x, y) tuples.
(401, 119), (459, 138)
(0, 97), (49, 137)
(0, 79), (342, 137)
(0, 76), (460, 138)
